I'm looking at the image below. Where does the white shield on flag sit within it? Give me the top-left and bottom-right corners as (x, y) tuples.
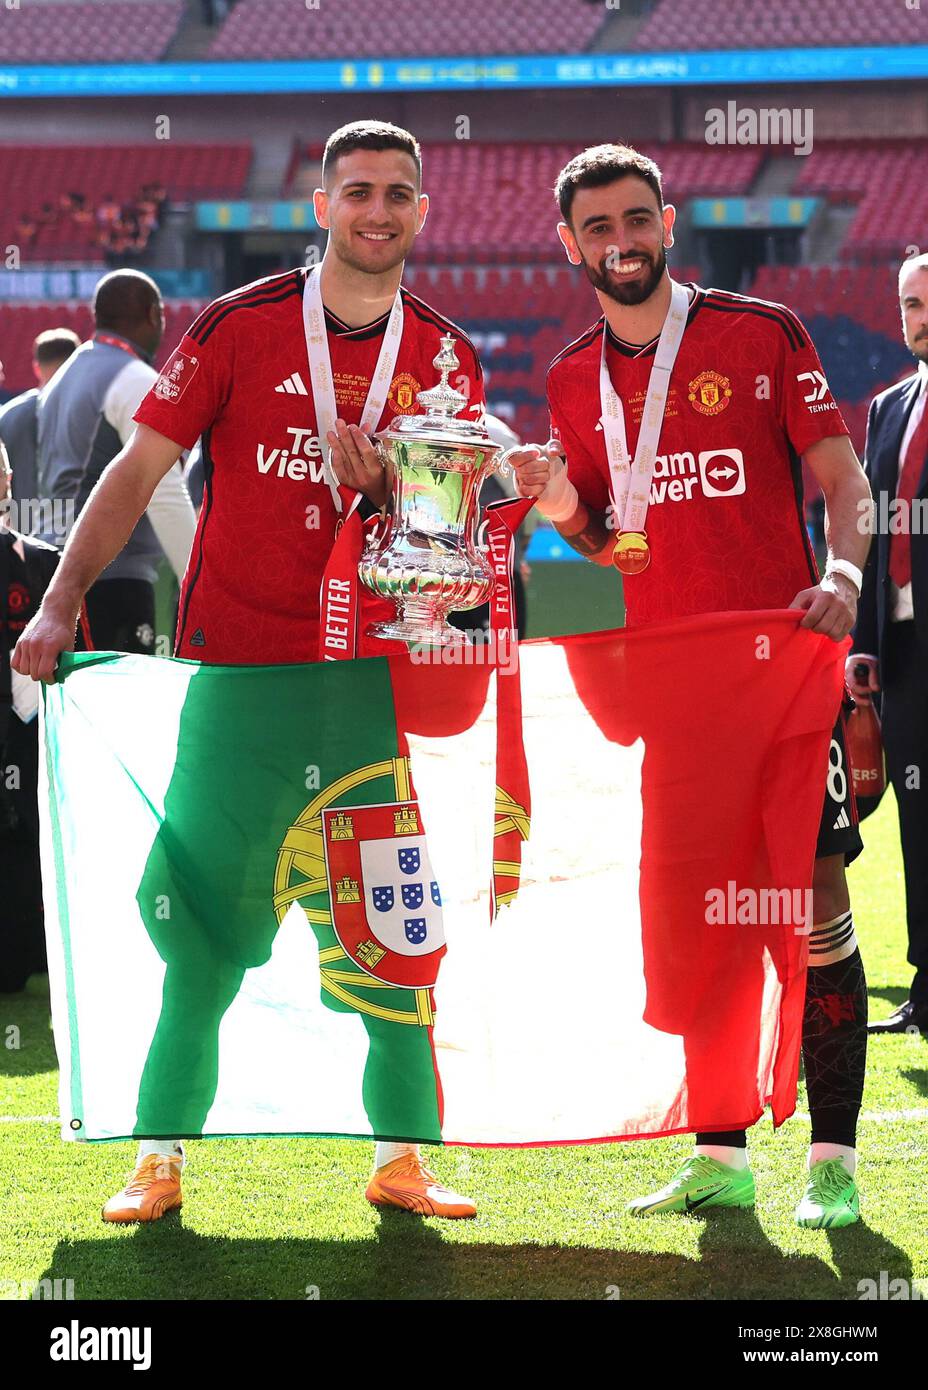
(360, 837), (445, 957)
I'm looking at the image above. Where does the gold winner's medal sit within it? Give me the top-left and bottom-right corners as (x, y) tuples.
(612, 531), (650, 575)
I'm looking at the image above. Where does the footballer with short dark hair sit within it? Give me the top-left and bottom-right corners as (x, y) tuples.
(511, 141), (873, 1230)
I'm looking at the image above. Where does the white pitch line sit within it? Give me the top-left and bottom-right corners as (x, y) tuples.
(0, 1115), (58, 1124)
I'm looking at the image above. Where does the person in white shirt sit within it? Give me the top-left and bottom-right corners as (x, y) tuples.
(35, 270), (195, 653)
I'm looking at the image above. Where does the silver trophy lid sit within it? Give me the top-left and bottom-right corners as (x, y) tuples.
(383, 334), (493, 446)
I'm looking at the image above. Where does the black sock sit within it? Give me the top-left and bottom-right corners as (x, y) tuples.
(694, 1130), (748, 1147)
(803, 946), (868, 1148)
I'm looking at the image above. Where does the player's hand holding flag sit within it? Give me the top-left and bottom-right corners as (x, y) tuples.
(790, 571), (858, 643)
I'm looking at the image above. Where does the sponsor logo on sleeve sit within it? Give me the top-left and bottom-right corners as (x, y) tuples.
(797, 370), (837, 413)
(154, 350), (199, 403)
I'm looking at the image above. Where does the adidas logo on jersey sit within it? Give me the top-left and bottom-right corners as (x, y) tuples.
(832, 807), (851, 830)
(275, 373), (309, 396)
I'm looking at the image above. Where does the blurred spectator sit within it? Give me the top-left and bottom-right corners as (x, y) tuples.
(0, 441), (60, 992)
(0, 362), (11, 408)
(70, 193), (93, 227)
(0, 329), (82, 520)
(15, 184), (167, 263)
(201, 0), (230, 24)
(96, 194), (121, 228)
(16, 212), (37, 249)
(36, 270), (195, 653)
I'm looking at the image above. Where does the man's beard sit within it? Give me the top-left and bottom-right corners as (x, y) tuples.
(911, 336), (928, 366)
(582, 244), (666, 306)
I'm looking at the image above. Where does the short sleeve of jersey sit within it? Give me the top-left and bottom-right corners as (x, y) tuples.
(133, 313), (234, 451)
(547, 372), (610, 513)
(774, 308), (849, 457)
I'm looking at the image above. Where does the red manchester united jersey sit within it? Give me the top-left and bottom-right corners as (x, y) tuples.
(546, 283), (848, 627)
(134, 267), (485, 663)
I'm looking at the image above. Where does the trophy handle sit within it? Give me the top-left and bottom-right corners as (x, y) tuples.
(492, 444), (519, 479)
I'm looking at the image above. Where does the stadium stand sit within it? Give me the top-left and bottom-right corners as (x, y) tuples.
(207, 0), (608, 59)
(794, 140), (928, 262)
(0, 302), (206, 392)
(748, 263), (913, 464)
(0, 0), (183, 64)
(633, 0), (923, 50)
(406, 264), (702, 445)
(291, 142), (764, 263)
(1, 145), (252, 264)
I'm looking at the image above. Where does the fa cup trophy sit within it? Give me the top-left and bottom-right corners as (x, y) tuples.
(358, 335), (516, 646)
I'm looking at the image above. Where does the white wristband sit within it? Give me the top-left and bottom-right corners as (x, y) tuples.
(824, 558), (863, 596)
(534, 467), (580, 523)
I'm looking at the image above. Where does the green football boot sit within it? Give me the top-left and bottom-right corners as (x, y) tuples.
(795, 1158), (860, 1229)
(627, 1154), (756, 1217)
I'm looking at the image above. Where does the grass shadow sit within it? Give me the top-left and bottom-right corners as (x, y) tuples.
(0, 975), (55, 1080)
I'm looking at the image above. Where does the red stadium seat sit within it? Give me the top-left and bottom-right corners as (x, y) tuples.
(0, 145), (252, 267)
(207, 0), (608, 59)
(794, 141), (928, 261)
(633, 0), (919, 49)
(0, 302), (204, 399)
(0, 1), (182, 63)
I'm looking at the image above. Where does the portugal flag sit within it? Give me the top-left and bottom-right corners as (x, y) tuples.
(40, 611), (844, 1146)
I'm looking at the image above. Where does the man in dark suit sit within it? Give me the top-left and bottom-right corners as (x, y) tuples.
(849, 252), (928, 1035)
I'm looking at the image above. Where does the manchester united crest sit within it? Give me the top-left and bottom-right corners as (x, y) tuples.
(322, 800), (446, 988)
(388, 371), (421, 414)
(688, 370), (732, 417)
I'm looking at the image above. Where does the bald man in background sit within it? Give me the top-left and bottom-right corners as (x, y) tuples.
(36, 270), (195, 652)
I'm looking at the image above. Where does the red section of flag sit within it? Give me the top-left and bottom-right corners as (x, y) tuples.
(390, 610), (844, 1138)
(558, 611), (844, 1130)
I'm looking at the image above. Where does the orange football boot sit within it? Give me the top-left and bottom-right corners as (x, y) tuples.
(102, 1153), (183, 1223)
(365, 1153), (477, 1218)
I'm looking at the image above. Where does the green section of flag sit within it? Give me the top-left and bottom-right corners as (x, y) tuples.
(54, 652), (442, 1143)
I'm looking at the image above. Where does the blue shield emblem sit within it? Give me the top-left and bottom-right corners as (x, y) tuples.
(430, 881), (442, 907)
(372, 885), (394, 913)
(405, 918), (427, 944)
(402, 882), (424, 910)
(398, 847), (420, 875)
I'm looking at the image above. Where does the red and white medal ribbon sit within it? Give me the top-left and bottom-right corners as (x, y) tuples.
(600, 278), (690, 537)
(302, 265), (405, 514)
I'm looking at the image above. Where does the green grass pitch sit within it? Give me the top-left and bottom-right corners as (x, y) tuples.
(0, 789), (925, 1302)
